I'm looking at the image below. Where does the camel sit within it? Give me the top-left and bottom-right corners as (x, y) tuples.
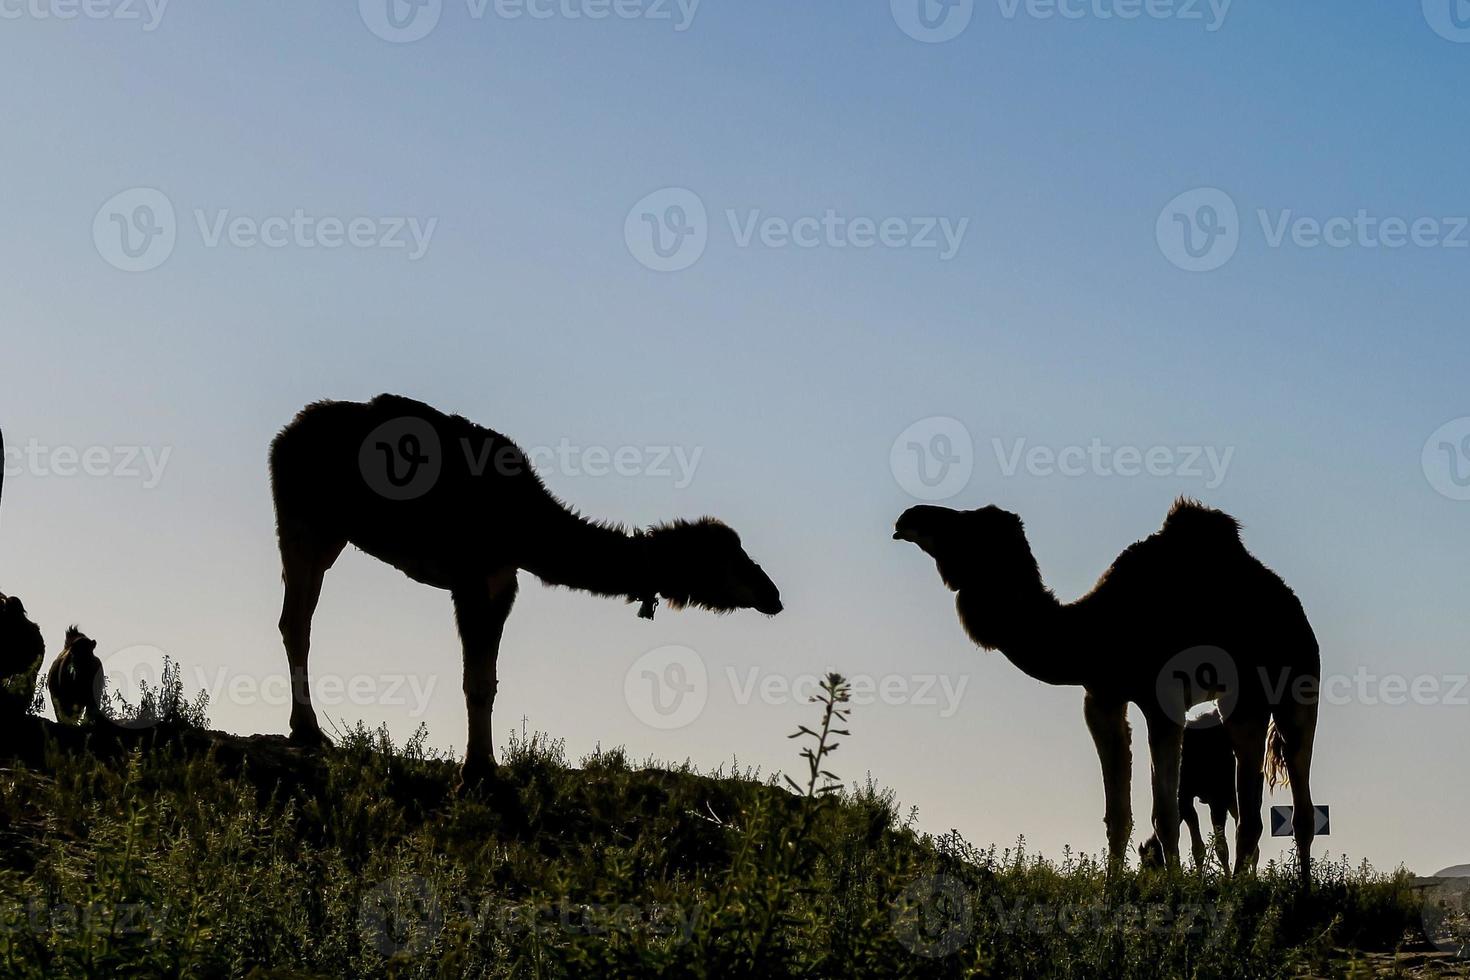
(1137, 704), (1277, 872)
(47, 627), (105, 725)
(0, 593), (45, 718)
(270, 395), (783, 790)
(1, 428), (47, 720)
(894, 499), (1320, 882)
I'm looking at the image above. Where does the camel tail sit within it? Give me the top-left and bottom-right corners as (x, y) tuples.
(1264, 717), (1290, 791)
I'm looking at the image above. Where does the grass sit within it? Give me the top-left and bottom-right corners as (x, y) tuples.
(0, 673), (1459, 978)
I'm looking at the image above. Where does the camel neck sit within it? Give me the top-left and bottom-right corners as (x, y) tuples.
(956, 587), (1093, 688)
(522, 506), (653, 605)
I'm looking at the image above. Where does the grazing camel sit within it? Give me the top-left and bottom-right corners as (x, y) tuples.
(47, 627), (105, 725)
(270, 395), (783, 790)
(1138, 704), (1262, 872)
(1, 428), (47, 720)
(894, 499), (1320, 882)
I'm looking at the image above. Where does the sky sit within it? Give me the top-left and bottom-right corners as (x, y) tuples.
(1, 1), (1468, 876)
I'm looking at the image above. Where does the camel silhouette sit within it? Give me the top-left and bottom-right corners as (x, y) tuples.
(894, 499), (1320, 882)
(1, 428), (46, 720)
(47, 627), (104, 726)
(1137, 704), (1276, 872)
(270, 395), (782, 790)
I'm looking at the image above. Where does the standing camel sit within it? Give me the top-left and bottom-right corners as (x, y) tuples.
(1, 427), (47, 721)
(893, 499), (1319, 882)
(271, 395), (782, 790)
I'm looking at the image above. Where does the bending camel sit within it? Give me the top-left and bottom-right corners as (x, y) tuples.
(271, 395), (782, 789)
(895, 499), (1319, 882)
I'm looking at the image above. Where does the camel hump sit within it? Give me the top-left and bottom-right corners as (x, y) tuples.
(1160, 497), (1242, 545)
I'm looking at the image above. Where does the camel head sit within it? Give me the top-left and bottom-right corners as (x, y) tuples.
(1, 593), (46, 672)
(645, 518), (783, 616)
(893, 504), (1039, 593)
(63, 626), (99, 661)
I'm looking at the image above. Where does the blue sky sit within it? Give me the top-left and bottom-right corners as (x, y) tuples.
(2, 1), (1468, 874)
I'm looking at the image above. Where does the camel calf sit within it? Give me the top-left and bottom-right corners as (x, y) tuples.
(47, 627), (104, 725)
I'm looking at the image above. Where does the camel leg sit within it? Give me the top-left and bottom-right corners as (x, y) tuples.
(1083, 693), (1132, 865)
(1209, 800), (1232, 873)
(1278, 702), (1318, 887)
(1181, 803), (1207, 871)
(1229, 718), (1268, 875)
(277, 530), (345, 745)
(1146, 720), (1185, 870)
(452, 569), (517, 793)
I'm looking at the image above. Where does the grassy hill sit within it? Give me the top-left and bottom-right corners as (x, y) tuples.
(0, 674), (1463, 978)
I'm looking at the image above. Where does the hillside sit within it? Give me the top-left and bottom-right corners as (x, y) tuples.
(0, 676), (1464, 979)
